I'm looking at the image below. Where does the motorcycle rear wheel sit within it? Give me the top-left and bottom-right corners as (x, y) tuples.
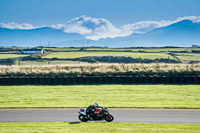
(104, 114), (114, 122)
(78, 114), (88, 122)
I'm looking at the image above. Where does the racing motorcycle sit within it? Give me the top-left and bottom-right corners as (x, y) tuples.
(78, 107), (114, 122)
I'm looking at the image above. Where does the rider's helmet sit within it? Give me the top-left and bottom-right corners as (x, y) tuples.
(93, 103), (99, 108)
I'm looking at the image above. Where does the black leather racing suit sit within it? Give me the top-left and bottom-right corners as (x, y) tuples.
(86, 105), (96, 118)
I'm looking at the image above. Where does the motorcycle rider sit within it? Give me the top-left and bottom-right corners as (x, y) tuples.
(86, 103), (100, 120)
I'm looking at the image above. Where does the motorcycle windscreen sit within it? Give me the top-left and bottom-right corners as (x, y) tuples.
(80, 109), (85, 112)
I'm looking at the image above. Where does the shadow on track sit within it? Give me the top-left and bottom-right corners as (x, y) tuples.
(69, 122), (81, 124)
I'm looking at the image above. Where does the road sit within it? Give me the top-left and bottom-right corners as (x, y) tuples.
(0, 108), (200, 124)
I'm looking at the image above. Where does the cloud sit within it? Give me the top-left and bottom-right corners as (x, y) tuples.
(52, 24), (65, 29)
(1, 16), (200, 40)
(175, 16), (200, 23)
(53, 15), (200, 40)
(0, 22), (38, 29)
(121, 16), (200, 34)
(63, 15), (124, 39)
(53, 15), (127, 40)
(120, 20), (171, 34)
(63, 16), (93, 34)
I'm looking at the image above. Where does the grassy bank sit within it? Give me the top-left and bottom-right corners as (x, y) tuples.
(0, 122), (200, 133)
(0, 63), (199, 76)
(0, 85), (199, 108)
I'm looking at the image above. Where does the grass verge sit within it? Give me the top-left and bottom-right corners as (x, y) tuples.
(0, 122), (200, 133)
(0, 85), (200, 108)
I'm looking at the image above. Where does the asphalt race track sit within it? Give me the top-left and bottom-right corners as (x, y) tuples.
(0, 108), (200, 124)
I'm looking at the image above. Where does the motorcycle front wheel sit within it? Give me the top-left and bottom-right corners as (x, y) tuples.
(104, 114), (114, 122)
(78, 114), (88, 122)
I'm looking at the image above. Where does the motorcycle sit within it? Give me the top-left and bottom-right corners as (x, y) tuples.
(78, 107), (114, 122)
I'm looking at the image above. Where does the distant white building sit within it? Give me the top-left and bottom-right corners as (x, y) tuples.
(20, 49), (44, 54)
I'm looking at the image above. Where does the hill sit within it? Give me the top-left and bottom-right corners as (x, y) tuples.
(0, 20), (200, 47)
(0, 27), (85, 47)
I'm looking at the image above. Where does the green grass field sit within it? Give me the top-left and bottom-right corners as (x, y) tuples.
(44, 52), (173, 60)
(0, 54), (28, 59)
(43, 48), (80, 51)
(14, 60), (87, 65)
(88, 48), (200, 52)
(0, 122), (200, 133)
(175, 53), (200, 61)
(44, 47), (200, 52)
(0, 85), (199, 108)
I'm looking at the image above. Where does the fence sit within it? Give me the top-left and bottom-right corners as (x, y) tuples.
(0, 76), (199, 85)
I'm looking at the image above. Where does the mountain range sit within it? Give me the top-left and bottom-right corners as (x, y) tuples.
(0, 20), (200, 47)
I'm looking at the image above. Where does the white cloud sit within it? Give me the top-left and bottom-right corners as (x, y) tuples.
(0, 22), (38, 29)
(53, 15), (200, 40)
(175, 16), (200, 23)
(52, 24), (65, 29)
(54, 15), (131, 40)
(1, 16), (200, 40)
(120, 16), (200, 35)
(63, 15), (120, 38)
(120, 20), (172, 34)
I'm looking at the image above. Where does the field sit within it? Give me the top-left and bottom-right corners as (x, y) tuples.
(0, 122), (200, 133)
(87, 48), (200, 52)
(44, 52), (173, 60)
(0, 54), (28, 59)
(43, 47), (80, 51)
(175, 53), (200, 61)
(1, 47), (200, 64)
(0, 85), (199, 108)
(44, 47), (200, 52)
(14, 60), (87, 65)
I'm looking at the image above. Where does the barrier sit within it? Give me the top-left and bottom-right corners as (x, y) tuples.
(194, 77), (200, 84)
(0, 76), (199, 85)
